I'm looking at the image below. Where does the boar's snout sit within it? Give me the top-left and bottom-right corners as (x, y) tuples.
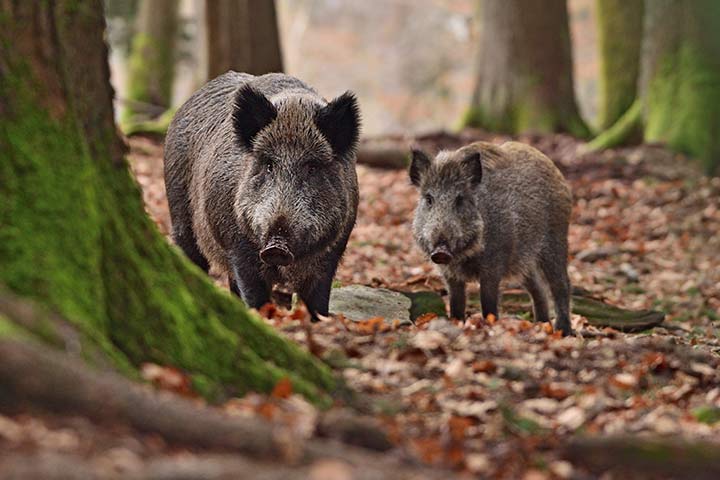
(260, 237), (294, 266)
(430, 244), (453, 265)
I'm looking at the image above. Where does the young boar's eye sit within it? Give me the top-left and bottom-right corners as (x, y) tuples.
(424, 193), (433, 206)
(265, 161), (273, 174)
(455, 195), (464, 208)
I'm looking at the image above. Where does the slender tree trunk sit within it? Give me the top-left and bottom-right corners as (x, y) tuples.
(123, 0), (179, 124)
(205, 0), (284, 80)
(596, 0), (644, 130)
(462, 0), (589, 137)
(640, 0), (720, 174)
(0, 0), (333, 403)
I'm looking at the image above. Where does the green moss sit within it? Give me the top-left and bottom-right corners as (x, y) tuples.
(645, 43), (720, 174)
(587, 99), (642, 151)
(460, 93), (589, 139)
(596, 0), (643, 130)
(122, 2), (178, 125)
(0, 7), (335, 406)
(0, 315), (32, 340)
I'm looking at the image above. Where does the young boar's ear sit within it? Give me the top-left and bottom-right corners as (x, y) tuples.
(315, 91), (361, 158)
(409, 148), (432, 187)
(463, 152), (482, 185)
(232, 84), (277, 150)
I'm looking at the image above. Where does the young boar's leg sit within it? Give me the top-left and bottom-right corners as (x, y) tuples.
(523, 269), (550, 323)
(447, 279), (466, 320)
(229, 250), (271, 309)
(539, 254), (573, 336)
(479, 273), (501, 320)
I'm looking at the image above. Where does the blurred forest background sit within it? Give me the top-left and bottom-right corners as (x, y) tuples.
(2, 1), (720, 478)
(106, 0), (597, 135)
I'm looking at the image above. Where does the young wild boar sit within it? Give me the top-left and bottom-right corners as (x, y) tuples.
(409, 142), (573, 335)
(164, 72), (361, 319)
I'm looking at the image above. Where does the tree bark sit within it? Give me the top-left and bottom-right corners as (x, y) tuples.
(205, 0), (284, 80)
(596, 0), (644, 130)
(462, 0), (589, 138)
(0, 1), (333, 403)
(640, 0), (720, 174)
(123, 0), (179, 124)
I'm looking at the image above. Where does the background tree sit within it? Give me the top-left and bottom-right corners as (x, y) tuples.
(640, 0), (720, 174)
(0, 0), (332, 403)
(596, 0), (644, 131)
(462, 0), (589, 137)
(590, 0), (720, 174)
(122, 0), (179, 126)
(206, 0), (284, 80)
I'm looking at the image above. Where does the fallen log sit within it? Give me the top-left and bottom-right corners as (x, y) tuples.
(356, 143), (410, 169)
(564, 436), (720, 479)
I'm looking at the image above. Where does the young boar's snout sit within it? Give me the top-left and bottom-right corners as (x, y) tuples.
(430, 238), (453, 265)
(260, 216), (295, 266)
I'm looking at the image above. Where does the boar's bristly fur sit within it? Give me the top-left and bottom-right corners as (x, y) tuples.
(409, 141), (573, 335)
(164, 72), (360, 319)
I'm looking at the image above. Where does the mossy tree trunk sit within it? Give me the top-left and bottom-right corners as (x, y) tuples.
(462, 0), (589, 138)
(122, 0), (179, 126)
(640, 0), (720, 174)
(596, 0), (644, 130)
(205, 0), (284, 80)
(0, 0), (333, 403)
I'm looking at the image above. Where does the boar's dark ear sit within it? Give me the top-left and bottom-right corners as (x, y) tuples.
(232, 84), (277, 149)
(409, 148), (432, 187)
(462, 152), (483, 185)
(315, 91), (361, 159)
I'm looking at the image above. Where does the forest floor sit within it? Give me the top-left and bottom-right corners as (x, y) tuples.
(2, 131), (719, 479)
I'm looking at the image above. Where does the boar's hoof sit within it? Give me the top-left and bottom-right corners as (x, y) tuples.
(430, 246), (453, 265)
(260, 240), (294, 266)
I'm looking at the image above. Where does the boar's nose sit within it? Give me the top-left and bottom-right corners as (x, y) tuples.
(430, 244), (453, 265)
(260, 237), (294, 266)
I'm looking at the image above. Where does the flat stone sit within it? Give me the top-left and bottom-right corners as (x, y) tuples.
(329, 285), (412, 325)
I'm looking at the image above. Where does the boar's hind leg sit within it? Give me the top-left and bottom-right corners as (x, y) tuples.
(539, 249), (573, 336)
(172, 227), (209, 273)
(523, 269), (550, 323)
(447, 279), (466, 320)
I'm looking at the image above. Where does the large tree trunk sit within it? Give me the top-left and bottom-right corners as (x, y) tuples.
(0, 1), (333, 403)
(462, 0), (589, 137)
(205, 0), (284, 80)
(596, 0), (644, 130)
(122, 0), (179, 125)
(640, 0), (720, 174)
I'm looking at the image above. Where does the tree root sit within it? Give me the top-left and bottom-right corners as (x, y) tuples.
(0, 451), (440, 480)
(0, 338), (444, 478)
(564, 436), (720, 479)
(586, 99), (643, 151)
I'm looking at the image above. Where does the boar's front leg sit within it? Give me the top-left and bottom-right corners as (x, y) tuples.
(299, 239), (349, 321)
(299, 258), (338, 322)
(447, 278), (466, 320)
(479, 272), (501, 320)
(229, 248), (271, 309)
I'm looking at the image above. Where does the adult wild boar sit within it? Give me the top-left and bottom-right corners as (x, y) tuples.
(164, 72), (360, 319)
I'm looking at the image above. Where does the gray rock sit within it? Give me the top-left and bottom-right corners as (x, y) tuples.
(329, 285), (412, 325)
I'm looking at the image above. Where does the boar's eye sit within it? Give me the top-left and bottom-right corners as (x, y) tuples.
(455, 195), (464, 208)
(265, 160), (274, 174)
(424, 193), (434, 206)
(306, 159), (323, 174)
